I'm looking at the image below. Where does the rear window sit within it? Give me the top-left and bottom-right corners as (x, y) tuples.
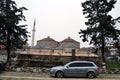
(81, 63), (94, 67)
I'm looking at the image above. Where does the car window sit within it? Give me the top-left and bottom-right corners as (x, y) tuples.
(69, 63), (80, 67)
(81, 63), (94, 67)
(69, 62), (94, 67)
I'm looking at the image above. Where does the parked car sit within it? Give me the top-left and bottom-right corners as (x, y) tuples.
(50, 61), (99, 78)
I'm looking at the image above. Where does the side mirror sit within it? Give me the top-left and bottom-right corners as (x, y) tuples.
(66, 66), (69, 68)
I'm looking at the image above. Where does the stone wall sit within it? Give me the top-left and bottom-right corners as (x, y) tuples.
(37, 40), (58, 48)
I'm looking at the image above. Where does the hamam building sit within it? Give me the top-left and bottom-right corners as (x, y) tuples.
(20, 36), (98, 61)
(32, 36), (80, 53)
(18, 36), (99, 67)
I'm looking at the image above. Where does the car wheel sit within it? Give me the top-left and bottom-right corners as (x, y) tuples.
(56, 71), (64, 78)
(87, 72), (95, 78)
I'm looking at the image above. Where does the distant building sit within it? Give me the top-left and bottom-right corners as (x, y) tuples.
(109, 48), (118, 56)
(30, 36), (80, 53)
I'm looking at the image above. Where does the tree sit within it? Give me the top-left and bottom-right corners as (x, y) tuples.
(0, 0), (29, 66)
(79, 0), (120, 62)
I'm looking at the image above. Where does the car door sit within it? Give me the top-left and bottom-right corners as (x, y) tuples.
(77, 63), (89, 77)
(64, 63), (79, 77)
(72, 63), (85, 76)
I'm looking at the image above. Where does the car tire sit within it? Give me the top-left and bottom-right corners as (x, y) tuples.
(87, 71), (95, 78)
(56, 71), (64, 78)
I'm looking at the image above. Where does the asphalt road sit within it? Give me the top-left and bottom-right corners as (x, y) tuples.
(0, 71), (120, 80)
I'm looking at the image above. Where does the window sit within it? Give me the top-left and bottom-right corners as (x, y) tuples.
(81, 63), (94, 67)
(69, 63), (80, 67)
(69, 62), (94, 67)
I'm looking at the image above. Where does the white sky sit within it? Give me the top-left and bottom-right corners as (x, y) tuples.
(15, 0), (120, 48)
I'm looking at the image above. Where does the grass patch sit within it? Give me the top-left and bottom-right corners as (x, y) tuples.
(107, 62), (120, 69)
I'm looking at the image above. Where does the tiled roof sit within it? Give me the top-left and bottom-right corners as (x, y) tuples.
(61, 37), (79, 43)
(63, 43), (79, 48)
(20, 51), (99, 57)
(32, 45), (54, 50)
(55, 46), (63, 50)
(31, 45), (44, 49)
(37, 36), (58, 42)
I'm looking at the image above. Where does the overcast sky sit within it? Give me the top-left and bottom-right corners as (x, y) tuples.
(15, 0), (120, 48)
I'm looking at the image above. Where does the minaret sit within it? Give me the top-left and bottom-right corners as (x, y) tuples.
(31, 18), (36, 47)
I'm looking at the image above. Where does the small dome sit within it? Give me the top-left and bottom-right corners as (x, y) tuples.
(37, 36), (58, 42)
(61, 37), (79, 43)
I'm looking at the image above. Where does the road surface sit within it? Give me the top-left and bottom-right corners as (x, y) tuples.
(0, 71), (120, 80)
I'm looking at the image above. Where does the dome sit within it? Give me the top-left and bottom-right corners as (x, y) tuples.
(37, 36), (58, 42)
(61, 37), (79, 43)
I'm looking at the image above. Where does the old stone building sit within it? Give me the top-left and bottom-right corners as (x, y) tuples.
(59, 37), (80, 53)
(17, 36), (99, 67)
(36, 36), (58, 49)
(30, 36), (80, 53)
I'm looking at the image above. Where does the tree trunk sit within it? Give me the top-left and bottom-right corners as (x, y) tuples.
(101, 29), (106, 62)
(5, 0), (11, 67)
(6, 47), (11, 66)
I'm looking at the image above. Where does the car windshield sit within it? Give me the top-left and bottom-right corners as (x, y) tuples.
(64, 63), (69, 67)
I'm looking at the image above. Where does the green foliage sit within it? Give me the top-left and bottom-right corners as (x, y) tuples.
(79, 0), (120, 46)
(0, 0), (29, 49)
(107, 62), (120, 69)
(0, 0), (29, 65)
(79, 0), (120, 62)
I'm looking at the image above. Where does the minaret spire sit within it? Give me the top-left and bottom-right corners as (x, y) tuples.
(31, 18), (36, 47)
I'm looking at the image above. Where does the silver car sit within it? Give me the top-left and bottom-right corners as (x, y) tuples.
(50, 61), (99, 78)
